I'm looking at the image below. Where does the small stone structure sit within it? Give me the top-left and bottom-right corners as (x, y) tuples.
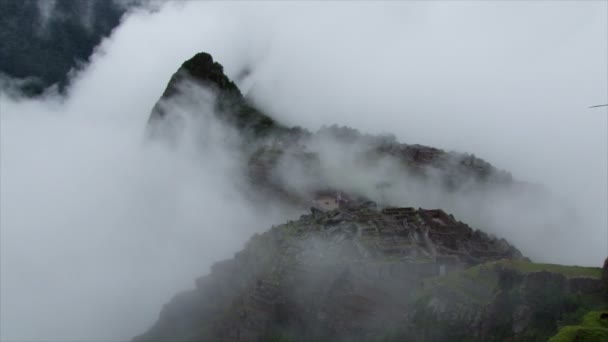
(312, 194), (339, 211)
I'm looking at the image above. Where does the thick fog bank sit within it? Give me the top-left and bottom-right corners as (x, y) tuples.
(1, 1), (606, 341)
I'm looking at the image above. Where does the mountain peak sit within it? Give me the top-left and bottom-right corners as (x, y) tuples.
(148, 51), (285, 139)
(136, 51), (608, 342)
(161, 52), (242, 100)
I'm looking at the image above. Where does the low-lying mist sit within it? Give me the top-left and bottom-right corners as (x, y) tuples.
(265, 125), (584, 264)
(0, 1), (606, 341)
(0, 78), (296, 341)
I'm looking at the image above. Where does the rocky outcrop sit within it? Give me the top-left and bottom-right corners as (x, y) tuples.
(147, 52), (286, 141)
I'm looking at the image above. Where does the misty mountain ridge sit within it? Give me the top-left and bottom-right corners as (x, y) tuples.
(134, 52), (608, 341)
(0, 0), (145, 96)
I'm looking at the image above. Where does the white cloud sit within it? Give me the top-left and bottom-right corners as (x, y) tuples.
(1, 1), (606, 341)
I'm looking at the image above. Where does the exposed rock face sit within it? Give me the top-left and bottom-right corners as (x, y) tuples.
(569, 276), (604, 294)
(148, 52), (286, 141)
(153, 52), (242, 110)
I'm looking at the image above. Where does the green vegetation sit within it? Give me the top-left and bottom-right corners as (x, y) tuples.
(0, 0), (127, 95)
(580, 311), (608, 329)
(493, 260), (602, 279)
(417, 260), (603, 311)
(412, 259), (606, 341)
(549, 311), (608, 342)
(421, 262), (499, 304)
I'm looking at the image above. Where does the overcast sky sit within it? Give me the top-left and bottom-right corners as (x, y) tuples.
(1, 1), (606, 341)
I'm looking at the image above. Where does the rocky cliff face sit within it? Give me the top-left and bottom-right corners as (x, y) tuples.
(136, 52), (607, 341)
(148, 52), (287, 142)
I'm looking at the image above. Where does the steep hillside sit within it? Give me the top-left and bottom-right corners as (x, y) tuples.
(133, 203), (523, 341)
(549, 310), (608, 341)
(134, 202), (606, 342)
(148, 52), (288, 141)
(136, 52), (607, 341)
(0, 0), (131, 95)
(146, 52), (522, 204)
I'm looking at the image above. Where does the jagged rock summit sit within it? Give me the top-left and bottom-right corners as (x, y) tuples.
(148, 52), (285, 139)
(146, 51), (523, 208)
(136, 52), (607, 342)
(155, 52), (242, 105)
